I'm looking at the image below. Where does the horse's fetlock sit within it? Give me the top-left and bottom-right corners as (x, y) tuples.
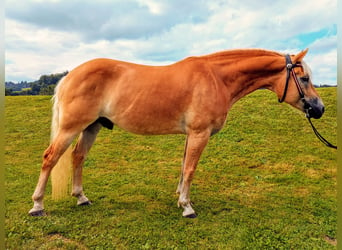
(178, 198), (190, 208)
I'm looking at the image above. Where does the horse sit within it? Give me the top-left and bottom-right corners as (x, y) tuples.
(29, 48), (324, 218)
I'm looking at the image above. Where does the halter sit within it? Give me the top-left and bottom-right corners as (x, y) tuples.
(278, 54), (307, 105)
(279, 54), (337, 149)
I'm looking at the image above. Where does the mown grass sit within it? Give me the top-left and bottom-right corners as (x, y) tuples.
(5, 88), (337, 249)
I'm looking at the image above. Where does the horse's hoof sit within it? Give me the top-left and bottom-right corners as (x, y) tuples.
(181, 203), (196, 218)
(29, 210), (46, 216)
(78, 200), (92, 206)
(184, 213), (197, 219)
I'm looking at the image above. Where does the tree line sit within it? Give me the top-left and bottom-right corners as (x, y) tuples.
(5, 71), (68, 96)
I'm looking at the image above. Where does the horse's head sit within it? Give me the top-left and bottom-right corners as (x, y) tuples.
(277, 49), (324, 119)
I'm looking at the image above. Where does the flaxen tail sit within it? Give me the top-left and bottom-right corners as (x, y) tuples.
(50, 78), (73, 200)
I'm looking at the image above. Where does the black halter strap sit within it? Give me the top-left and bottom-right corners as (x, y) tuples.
(278, 54), (303, 103)
(279, 54), (337, 149)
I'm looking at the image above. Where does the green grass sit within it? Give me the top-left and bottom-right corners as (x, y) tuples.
(5, 88), (337, 249)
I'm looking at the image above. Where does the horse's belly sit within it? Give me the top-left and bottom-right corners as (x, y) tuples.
(114, 114), (185, 135)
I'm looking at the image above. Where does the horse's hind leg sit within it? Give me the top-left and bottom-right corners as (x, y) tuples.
(72, 122), (102, 206)
(29, 131), (77, 216)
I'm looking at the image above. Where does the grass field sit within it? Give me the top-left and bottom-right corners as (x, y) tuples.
(5, 88), (337, 249)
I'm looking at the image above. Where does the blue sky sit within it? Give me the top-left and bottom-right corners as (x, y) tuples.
(5, 0), (337, 85)
(296, 25), (336, 48)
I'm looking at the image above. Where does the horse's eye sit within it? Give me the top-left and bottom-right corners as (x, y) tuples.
(300, 76), (310, 83)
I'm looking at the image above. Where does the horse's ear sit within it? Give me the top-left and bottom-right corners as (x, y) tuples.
(293, 48), (309, 62)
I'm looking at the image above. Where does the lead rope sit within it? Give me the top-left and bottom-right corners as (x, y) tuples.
(281, 54), (337, 149)
(306, 116), (337, 149)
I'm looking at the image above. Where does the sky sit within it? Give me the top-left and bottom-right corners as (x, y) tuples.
(5, 0), (337, 85)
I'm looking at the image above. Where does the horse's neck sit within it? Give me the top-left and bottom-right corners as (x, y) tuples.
(207, 51), (284, 103)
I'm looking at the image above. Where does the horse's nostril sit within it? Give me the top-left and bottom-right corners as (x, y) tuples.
(307, 103), (325, 119)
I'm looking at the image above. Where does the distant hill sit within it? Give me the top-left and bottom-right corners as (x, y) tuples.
(5, 71), (68, 96)
(318, 84), (337, 88)
(5, 81), (30, 92)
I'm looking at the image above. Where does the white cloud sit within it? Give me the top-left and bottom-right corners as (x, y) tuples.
(6, 0), (211, 41)
(305, 46), (337, 85)
(5, 0), (337, 85)
(136, 0), (166, 15)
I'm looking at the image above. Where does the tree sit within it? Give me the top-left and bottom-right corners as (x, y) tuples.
(5, 88), (13, 96)
(39, 84), (56, 95)
(31, 83), (41, 95)
(5, 71), (68, 96)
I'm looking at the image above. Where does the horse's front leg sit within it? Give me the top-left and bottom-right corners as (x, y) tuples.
(177, 130), (210, 218)
(176, 136), (188, 194)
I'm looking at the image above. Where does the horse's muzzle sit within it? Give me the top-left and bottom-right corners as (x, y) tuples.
(305, 98), (324, 119)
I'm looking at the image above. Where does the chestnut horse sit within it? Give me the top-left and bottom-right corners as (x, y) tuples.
(29, 48), (324, 218)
